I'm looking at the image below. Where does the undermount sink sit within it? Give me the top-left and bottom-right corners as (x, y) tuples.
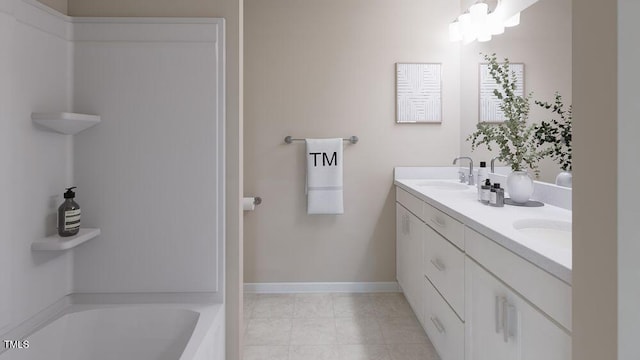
(513, 219), (572, 248)
(415, 180), (470, 191)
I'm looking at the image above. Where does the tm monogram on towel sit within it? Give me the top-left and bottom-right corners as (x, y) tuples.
(305, 139), (344, 215)
(308, 152), (338, 167)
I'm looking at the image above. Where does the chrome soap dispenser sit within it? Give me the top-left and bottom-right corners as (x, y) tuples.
(58, 187), (81, 237)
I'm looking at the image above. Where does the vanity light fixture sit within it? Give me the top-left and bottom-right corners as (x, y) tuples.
(504, 12), (521, 27)
(449, 0), (530, 43)
(487, 11), (505, 35)
(459, 13), (475, 43)
(470, 2), (492, 42)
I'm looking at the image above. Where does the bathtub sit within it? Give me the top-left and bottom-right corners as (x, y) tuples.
(0, 295), (224, 360)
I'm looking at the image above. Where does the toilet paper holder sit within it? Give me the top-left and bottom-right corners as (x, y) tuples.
(243, 196), (262, 211)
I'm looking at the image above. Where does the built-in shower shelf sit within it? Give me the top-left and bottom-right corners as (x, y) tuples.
(32, 112), (100, 135)
(32, 228), (100, 251)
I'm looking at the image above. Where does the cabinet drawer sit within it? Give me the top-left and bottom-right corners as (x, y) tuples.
(396, 187), (424, 221)
(424, 202), (464, 250)
(465, 227), (572, 332)
(423, 278), (464, 360)
(424, 225), (465, 320)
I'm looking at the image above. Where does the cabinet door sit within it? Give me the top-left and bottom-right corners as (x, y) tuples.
(465, 258), (571, 360)
(396, 204), (424, 321)
(405, 212), (425, 321)
(396, 205), (409, 293)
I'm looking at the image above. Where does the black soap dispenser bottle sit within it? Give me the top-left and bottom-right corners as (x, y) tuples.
(58, 187), (81, 237)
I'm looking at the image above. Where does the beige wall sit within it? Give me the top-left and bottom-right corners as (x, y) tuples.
(244, 0), (461, 283)
(618, 1), (640, 358)
(459, 0), (572, 183)
(67, 1), (243, 359)
(37, 0), (67, 14)
(572, 0), (617, 359)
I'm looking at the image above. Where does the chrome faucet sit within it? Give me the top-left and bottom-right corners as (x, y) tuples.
(490, 156), (500, 173)
(453, 157), (474, 185)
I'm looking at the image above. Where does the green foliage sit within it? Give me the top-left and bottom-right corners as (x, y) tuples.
(467, 53), (549, 176)
(534, 93), (572, 171)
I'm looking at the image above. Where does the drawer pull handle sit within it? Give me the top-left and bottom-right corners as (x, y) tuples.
(404, 215), (410, 234)
(430, 217), (446, 227)
(495, 296), (503, 334)
(430, 258), (446, 272)
(505, 302), (517, 342)
(430, 316), (446, 334)
(502, 297), (509, 342)
(496, 296), (517, 342)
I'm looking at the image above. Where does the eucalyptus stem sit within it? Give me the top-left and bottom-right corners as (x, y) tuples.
(467, 53), (548, 177)
(534, 92), (573, 172)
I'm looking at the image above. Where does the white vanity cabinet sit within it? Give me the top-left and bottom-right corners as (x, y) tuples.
(465, 258), (571, 360)
(395, 185), (571, 360)
(422, 202), (466, 360)
(397, 188), (465, 360)
(396, 202), (425, 322)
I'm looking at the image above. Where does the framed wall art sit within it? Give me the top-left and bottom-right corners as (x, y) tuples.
(396, 63), (442, 123)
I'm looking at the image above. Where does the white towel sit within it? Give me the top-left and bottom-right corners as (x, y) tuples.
(306, 138), (344, 215)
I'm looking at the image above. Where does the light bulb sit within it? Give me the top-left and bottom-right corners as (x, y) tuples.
(469, 3), (489, 22)
(477, 32), (492, 42)
(504, 12), (520, 27)
(470, 3), (488, 35)
(449, 21), (462, 42)
(459, 13), (476, 43)
(477, 16), (492, 42)
(487, 13), (505, 35)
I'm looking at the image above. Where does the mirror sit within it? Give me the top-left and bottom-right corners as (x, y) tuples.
(458, 0), (572, 184)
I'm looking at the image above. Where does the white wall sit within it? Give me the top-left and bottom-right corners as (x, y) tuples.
(243, 0), (461, 283)
(0, 2), (13, 334)
(65, 2), (244, 357)
(0, 1), (228, 337)
(618, 1), (640, 358)
(72, 19), (225, 296)
(0, 0), (73, 333)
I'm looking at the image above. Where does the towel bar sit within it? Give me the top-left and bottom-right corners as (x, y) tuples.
(284, 135), (358, 144)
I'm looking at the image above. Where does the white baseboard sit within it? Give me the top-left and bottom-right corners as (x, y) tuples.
(244, 282), (400, 294)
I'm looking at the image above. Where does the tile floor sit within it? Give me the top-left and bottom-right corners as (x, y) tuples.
(243, 292), (440, 360)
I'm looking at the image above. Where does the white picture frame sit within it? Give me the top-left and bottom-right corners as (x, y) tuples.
(479, 63), (525, 123)
(396, 63), (442, 123)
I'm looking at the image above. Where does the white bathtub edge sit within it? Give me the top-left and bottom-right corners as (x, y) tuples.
(69, 292), (220, 305)
(0, 295), (70, 354)
(184, 302), (225, 360)
(0, 293), (224, 359)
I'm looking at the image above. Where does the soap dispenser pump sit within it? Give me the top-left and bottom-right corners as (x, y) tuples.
(58, 187), (81, 237)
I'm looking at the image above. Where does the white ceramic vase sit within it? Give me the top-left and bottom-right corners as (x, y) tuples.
(507, 171), (534, 204)
(555, 171), (572, 188)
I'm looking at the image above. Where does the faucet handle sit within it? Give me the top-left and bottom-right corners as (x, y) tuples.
(458, 171), (467, 183)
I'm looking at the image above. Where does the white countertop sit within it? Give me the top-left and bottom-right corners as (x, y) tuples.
(395, 178), (572, 284)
